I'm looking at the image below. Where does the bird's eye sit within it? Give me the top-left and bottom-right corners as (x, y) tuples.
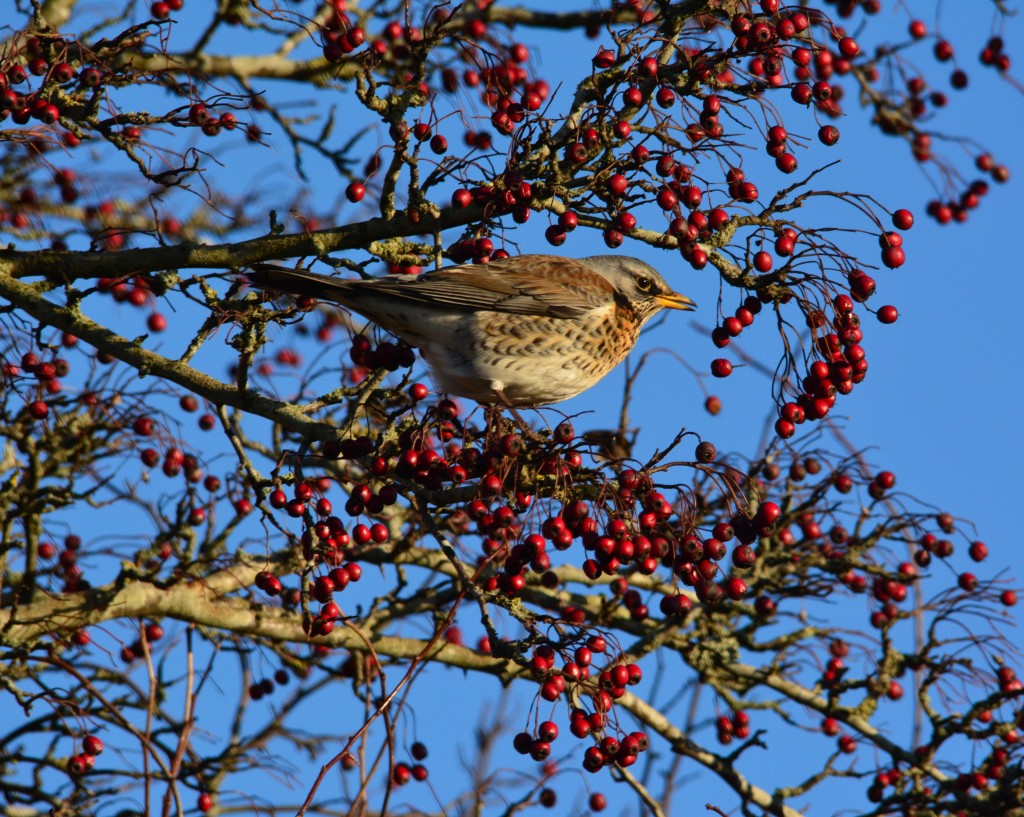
(635, 275), (653, 291)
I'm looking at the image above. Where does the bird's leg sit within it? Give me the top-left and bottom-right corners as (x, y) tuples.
(482, 405), (504, 433)
(493, 390), (547, 444)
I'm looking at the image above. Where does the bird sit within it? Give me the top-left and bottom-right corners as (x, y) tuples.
(247, 254), (696, 407)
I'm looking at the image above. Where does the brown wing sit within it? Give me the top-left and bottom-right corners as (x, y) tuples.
(249, 256), (614, 319)
(247, 265), (360, 303)
(407, 255), (615, 318)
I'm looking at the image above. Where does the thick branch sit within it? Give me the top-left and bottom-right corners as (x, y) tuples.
(0, 555), (515, 681)
(0, 271), (333, 438)
(0, 202), (487, 283)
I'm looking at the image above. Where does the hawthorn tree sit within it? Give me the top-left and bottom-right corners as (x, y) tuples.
(0, 1), (1021, 816)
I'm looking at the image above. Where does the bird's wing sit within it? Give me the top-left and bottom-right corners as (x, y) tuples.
(249, 256), (614, 319)
(248, 265), (362, 303)
(377, 255), (615, 318)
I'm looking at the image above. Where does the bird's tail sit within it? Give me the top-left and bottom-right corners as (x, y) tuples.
(247, 264), (357, 304)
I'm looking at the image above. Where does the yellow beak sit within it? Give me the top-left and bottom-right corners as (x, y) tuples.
(655, 292), (697, 311)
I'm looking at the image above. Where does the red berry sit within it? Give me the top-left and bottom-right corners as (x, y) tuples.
(544, 226), (567, 246)
(558, 211), (579, 232)
(28, 400), (49, 419)
(877, 305), (898, 324)
(345, 182), (366, 202)
(82, 735), (104, 756)
(753, 250), (773, 272)
(736, 181), (759, 202)
(656, 188), (678, 210)
(892, 209), (914, 230)
(429, 134), (448, 154)
(606, 173), (629, 196)
(775, 153), (797, 173)
(710, 358), (733, 378)
(538, 720), (558, 742)
(818, 125), (840, 146)
(723, 577), (747, 600)
(850, 273), (876, 302)
(392, 763), (411, 785)
(838, 37), (860, 58)
(881, 246), (906, 269)
(755, 501), (782, 528)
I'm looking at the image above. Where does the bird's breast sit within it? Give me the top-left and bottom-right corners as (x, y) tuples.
(356, 301), (642, 406)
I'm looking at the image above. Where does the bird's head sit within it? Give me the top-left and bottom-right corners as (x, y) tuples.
(585, 255), (697, 324)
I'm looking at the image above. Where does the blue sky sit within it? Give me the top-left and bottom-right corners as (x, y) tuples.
(3, 2), (1022, 815)
(228, 2), (1024, 810)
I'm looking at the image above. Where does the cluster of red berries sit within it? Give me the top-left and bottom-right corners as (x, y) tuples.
(364, 20), (427, 65)
(256, 477), (394, 633)
(0, 32), (144, 142)
(306, 560), (365, 637)
(320, 9), (366, 64)
(925, 157), (1008, 225)
(129, 410), (227, 534)
(6, 350), (72, 422)
(735, 3), (854, 125)
(98, 275), (157, 306)
(347, 332), (416, 374)
(34, 534), (89, 594)
(708, 205), (906, 437)
(389, 741), (429, 786)
(449, 171), (538, 247)
(979, 35), (1012, 73)
(716, 710), (751, 744)
(770, 286), (871, 437)
(862, 691), (1022, 803)
(186, 102), (240, 138)
(66, 734), (104, 777)
(710, 291), (764, 369)
(93, 274), (174, 333)
(1, 44), (80, 127)
(347, 12), (547, 160)
(118, 621), (165, 664)
(512, 640), (650, 773)
(248, 667), (292, 701)
(150, 0), (183, 20)
(138, 437), (206, 480)
(659, 164), (739, 270)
